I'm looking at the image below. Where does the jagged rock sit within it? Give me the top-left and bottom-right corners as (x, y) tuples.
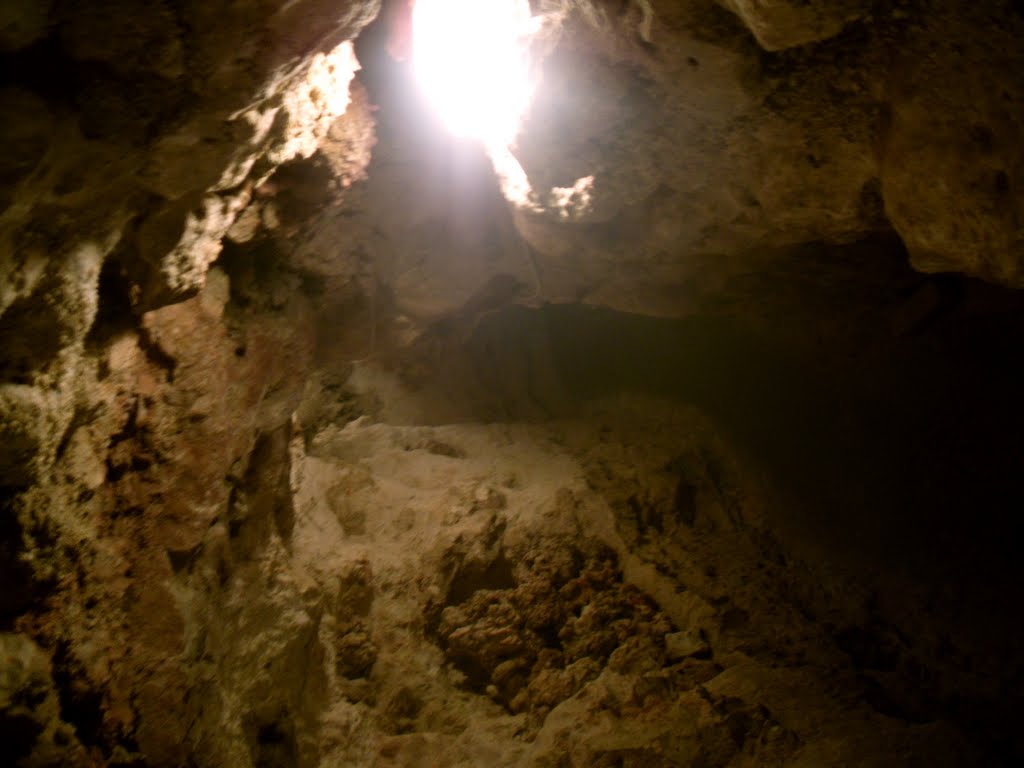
(718, 0), (869, 51)
(664, 629), (711, 661)
(1, 1), (1024, 765)
(880, 6), (1024, 285)
(0, 633), (82, 766)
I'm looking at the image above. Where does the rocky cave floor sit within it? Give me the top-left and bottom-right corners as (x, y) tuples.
(3, 0), (1024, 766)
(6, 224), (1024, 767)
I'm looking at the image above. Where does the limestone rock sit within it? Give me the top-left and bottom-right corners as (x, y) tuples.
(718, 0), (868, 51)
(880, 7), (1024, 285)
(0, 633), (83, 766)
(1, 1), (1023, 766)
(664, 628), (711, 660)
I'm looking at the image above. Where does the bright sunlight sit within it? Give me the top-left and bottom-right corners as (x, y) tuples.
(412, 0), (536, 148)
(410, 0), (593, 217)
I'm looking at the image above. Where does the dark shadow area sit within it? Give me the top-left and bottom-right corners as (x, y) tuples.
(538, 300), (1024, 592)
(0, 279), (65, 384)
(0, 499), (41, 628)
(391, 237), (1024, 747)
(412, 237), (1024, 602)
(51, 639), (105, 748)
(463, 295), (1024, 609)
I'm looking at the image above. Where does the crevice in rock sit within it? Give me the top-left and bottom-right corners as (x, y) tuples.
(87, 256), (140, 348)
(0, 500), (38, 629)
(49, 640), (105, 749)
(0, 277), (65, 384)
(134, 325), (177, 384)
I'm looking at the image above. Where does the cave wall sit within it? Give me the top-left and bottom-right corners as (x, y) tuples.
(510, 0), (1024, 311)
(1, 2), (381, 763)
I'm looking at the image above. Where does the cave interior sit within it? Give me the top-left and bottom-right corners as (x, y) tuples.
(1, 0), (1024, 766)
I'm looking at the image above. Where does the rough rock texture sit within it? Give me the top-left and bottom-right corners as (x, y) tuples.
(0, 0), (376, 492)
(0, 632), (83, 765)
(0, 2), (379, 763)
(161, 388), (1004, 766)
(507, 0), (1024, 312)
(1, 0), (1024, 765)
(879, 4), (1024, 284)
(717, 0), (869, 51)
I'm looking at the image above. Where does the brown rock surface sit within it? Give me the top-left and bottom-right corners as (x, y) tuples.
(1, 0), (1024, 765)
(718, 0), (869, 51)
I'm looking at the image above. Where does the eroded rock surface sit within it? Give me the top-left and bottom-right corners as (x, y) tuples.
(181, 396), (994, 766)
(2, 0), (1024, 765)
(508, 0), (1024, 311)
